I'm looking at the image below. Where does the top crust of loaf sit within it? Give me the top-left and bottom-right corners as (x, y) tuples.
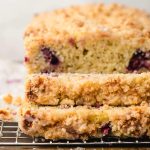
(24, 3), (150, 50)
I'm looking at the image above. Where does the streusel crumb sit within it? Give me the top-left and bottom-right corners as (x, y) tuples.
(3, 94), (13, 104)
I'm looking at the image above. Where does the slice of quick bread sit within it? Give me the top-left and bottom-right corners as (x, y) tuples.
(24, 3), (150, 74)
(25, 73), (150, 106)
(19, 102), (150, 140)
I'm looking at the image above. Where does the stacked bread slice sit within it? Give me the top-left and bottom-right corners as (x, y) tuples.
(19, 3), (150, 140)
(19, 73), (150, 140)
(25, 73), (150, 106)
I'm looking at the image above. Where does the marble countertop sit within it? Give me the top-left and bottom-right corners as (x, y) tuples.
(0, 59), (25, 96)
(0, 59), (25, 121)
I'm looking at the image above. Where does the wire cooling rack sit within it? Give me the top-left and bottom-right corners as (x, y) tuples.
(0, 120), (150, 147)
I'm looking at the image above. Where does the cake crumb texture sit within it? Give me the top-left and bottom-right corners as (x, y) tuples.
(24, 3), (150, 74)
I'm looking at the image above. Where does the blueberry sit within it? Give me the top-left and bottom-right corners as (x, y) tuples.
(101, 123), (111, 136)
(41, 47), (59, 65)
(127, 49), (150, 72)
(23, 111), (35, 129)
(51, 54), (59, 65)
(144, 61), (150, 70)
(24, 57), (29, 62)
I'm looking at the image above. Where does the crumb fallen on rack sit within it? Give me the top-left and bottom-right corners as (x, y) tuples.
(1, 93), (23, 121)
(0, 108), (13, 121)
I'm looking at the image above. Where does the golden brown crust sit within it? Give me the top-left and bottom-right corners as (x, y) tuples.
(24, 3), (150, 46)
(25, 73), (150, 106)
(19, 102), (150, 140)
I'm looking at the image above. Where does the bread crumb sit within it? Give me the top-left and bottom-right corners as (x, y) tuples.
(3, 94), (13, 104)
(1, 94), (21, 121)
(3, 93), (22, 106)
(0, 108), (13, 121)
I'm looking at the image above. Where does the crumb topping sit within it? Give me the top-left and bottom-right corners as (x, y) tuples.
(3, 94), (13, 104)
(24, 3), (150, 47)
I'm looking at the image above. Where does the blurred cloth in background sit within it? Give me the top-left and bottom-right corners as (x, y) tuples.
(0, 0), (150, 61)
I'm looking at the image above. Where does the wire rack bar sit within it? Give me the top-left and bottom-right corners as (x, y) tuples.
(0, 120), (150, 147)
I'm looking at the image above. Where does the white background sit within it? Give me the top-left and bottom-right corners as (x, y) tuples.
(0, 0), (150, 61)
